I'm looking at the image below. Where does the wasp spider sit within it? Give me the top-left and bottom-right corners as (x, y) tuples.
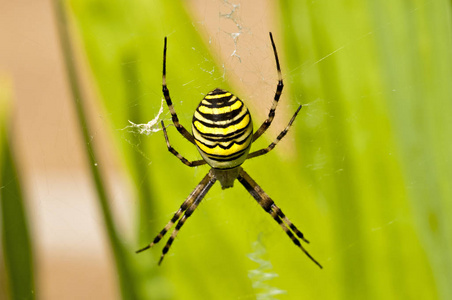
(137, 33), (322, 269)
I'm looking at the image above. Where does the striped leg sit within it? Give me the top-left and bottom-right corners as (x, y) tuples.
(136, 169), (216, 263)
(252, 32), (284, 142)
(237, 169), (322, 269)
(162, 37), (196, 145)
(161, 121), (206, 167)
(247, 105), (302, 160)
(158, 170), (216, 265)
(271, 203), (309, 243)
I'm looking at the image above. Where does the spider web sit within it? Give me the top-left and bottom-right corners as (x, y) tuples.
(124, 99), (165, 135)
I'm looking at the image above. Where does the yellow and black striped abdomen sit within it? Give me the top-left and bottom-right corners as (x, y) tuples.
(192, 88), (253, 169)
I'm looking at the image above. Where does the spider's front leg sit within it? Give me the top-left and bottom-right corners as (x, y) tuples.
(136, 169), (216, 265)
(237, 168), (322, 269)
(162, 37), (196, 145)
(252, 32), (284, 142)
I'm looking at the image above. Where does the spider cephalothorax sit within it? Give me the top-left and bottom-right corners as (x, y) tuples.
(136, 33), (322, 269)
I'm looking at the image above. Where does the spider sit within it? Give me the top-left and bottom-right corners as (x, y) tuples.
(136, 32), (322, 269)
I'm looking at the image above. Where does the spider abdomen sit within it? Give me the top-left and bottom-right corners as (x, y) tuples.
(192, 88), (253, 169)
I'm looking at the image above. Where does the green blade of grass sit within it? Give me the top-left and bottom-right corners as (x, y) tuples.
(0, 77), (36, 299)
(53, 1), (139, 299)
(369, 1), (452, 298)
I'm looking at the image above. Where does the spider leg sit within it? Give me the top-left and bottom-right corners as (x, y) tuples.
(135, 194), (195, 254)
(161, 120), (206, 167)
(247, 105), (302, 160)
(162, 37), (196, 145)
(237, 169), (322, 269)
(136, 170), (216, 264)
(158, 169), (216, 265)
(252, 32), (284, 142)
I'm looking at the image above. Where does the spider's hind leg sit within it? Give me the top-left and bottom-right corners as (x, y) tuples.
(136, 169), (216, 265)
(136, 196), (193, 254)
(237, 168), (322, 269)
(158, 194), (204, 265)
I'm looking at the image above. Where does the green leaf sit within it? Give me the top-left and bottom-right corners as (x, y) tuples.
(53, 1), (139, 298)
(0, 77), (36, 299)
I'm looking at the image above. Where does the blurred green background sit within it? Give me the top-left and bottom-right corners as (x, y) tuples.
(1, 0), (452, 299)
